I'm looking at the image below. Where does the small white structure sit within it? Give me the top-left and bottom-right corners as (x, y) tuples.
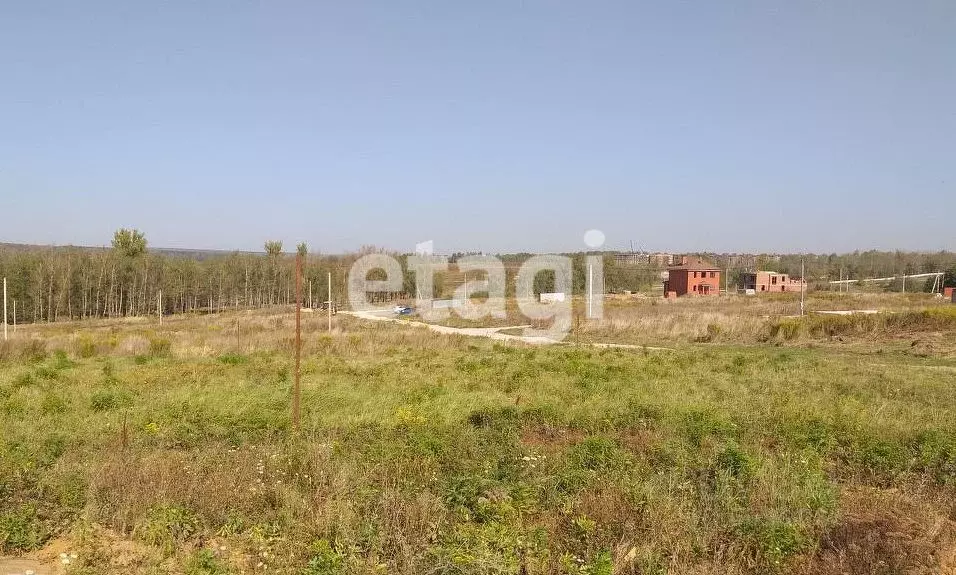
(539, 292), (566, 304)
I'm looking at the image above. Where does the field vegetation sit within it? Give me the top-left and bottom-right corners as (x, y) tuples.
(2, 292), (956, 573)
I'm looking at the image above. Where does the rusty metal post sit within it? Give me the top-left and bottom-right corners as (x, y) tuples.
(293, 253), (302, 431)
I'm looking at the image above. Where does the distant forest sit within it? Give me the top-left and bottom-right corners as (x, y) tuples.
(1, 232), (954, 324)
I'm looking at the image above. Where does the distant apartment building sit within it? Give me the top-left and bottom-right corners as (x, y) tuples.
(613, 252), (647, 266)
(741, 271), (806, 293)
(648, 253), (676, 267)
(613, 252), (675, 267)
(664, 257), (721, 297)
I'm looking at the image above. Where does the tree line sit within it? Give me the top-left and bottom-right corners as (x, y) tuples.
(2, 233), (954, 325)
(0, 230), (373, 324)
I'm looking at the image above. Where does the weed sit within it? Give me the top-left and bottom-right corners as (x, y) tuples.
(136, 505), (200, 552)
(737, 518), (805, 569)
(185, 549), (231, 575)
(714, 443), (754, 479)
(304, 539), (347, 575)
(90, 388), (133, 411)
(217, 353), (247, 365)
(0, 506), (44, 553)
(568, 436), (629, 472)
(468, 405), (519, 429)
(149, 338), (172, 357)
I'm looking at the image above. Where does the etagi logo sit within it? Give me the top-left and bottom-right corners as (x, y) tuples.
(347, 231), (605, 341)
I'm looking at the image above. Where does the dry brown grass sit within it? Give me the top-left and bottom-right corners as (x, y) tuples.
(800, 487), (956, 575)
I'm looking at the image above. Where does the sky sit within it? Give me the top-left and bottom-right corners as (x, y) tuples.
(1, 1), (953, 254)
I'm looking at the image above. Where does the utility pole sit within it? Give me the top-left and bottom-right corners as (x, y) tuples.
(309, 280), (313, 310)
(12, 300), (16, 334)
(327, 272), (332, 333)
(800, 259), (806, 317)
(3, 277), (7, 341)
(587, 263), (593, 319)
(158, 290), (163, 325)
(902, 272), (906, 294)
(293, 254), (302, 432)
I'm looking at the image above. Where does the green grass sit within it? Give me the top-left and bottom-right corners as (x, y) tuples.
(1, 311), (955, 573)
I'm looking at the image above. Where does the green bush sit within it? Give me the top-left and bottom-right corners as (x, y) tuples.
(0, 507), (44, 553)
(304, 539), (347, 575)
(90, 388), (133, 411)
(52, 350), (75, 370)
(568, 436), (629, 472)
(40, 392), (69, 415)
(714, 443), (754, 479)
(736, 518), (805, 569)
(185, 549), (231, 575)
(136, 505), (200, 552)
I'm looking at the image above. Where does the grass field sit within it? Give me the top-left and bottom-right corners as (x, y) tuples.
(2, 295), (956, 574)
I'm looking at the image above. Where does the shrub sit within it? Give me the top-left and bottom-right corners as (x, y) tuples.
(19, 339), (48, 362)
(217, 353), (247, 366)
(185, 549), (230, 575)
(768, 319), (802, 341)
(136, 505), (200, 552)
(74, 337), (98, 359)
(468, 405), (519, 429)
(568, 436), (628, 472)
(714, 443), (754, 479)
(909, 429), (956, 482)
(443, 474), (516, 523)
(90, 389), (132, 411)
(0, 507), (44, 553)
(695, 323), (722, 343)
(736, 518), (805, 569)
(52, 350), (75, 370)
(680, 410), (735, 447)
(857, 438), (908, 476)
(40, 393), (69, 415)
(149, 338), (172, 357)
(304, 539), (347, 575)
(11, 372), (36, 389)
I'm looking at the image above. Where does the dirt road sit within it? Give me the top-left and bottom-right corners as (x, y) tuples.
(342, 309), (672, 351)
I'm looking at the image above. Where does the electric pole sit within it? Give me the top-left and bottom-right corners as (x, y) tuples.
(293, 254), (302, 432)
(800, 259), (805, 317)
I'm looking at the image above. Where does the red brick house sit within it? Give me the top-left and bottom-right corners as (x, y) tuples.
(741, 271), (807, 293)
(664, 257), (721, 297)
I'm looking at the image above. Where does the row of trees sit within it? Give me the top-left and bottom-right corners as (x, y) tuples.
(2, 233), (954, 325)
(0, 231), (371, 324)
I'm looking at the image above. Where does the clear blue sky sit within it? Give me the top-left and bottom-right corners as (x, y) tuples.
(2, 1), (953, 254)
